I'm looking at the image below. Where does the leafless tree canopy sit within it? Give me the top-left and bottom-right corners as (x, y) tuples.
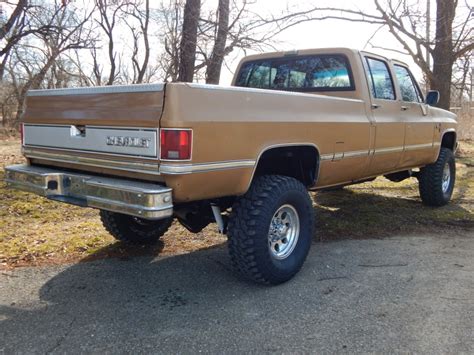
(0, 0), (472, 126)
(301, 0), (473, 110)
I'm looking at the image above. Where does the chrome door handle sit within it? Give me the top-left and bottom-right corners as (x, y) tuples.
(401, 106), (409, 111)
(371, 104), (380, 109)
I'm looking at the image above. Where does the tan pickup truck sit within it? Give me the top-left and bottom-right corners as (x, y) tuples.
(6, 48), (457, 284)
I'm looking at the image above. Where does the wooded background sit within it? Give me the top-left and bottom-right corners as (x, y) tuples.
(0, 0), (472, 137)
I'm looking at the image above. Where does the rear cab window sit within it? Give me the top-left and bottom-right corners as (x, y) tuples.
(235, 54), (355, 92)
(364, 57), (396, 100)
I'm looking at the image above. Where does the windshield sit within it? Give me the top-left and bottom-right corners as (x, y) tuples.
(235, 54), (355, 92)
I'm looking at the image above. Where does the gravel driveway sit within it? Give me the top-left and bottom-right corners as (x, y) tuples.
(1, 233), (473, 354)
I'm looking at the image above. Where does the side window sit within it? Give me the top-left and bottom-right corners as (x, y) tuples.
(394, 65), (423, 102)
(236, 61), (272, 89)
(365, 57), (396, 100)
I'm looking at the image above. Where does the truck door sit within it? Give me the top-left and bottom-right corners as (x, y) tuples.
(393, 64), (435, 168)
(363, 56), (405, 175)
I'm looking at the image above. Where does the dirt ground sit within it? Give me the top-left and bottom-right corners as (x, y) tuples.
(1, 138), (473, 268)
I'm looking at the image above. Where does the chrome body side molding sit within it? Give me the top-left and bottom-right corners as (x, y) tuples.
(160, 160), (256, 175)
(22, 142), (439, 178)
(404, 143), (434, 151)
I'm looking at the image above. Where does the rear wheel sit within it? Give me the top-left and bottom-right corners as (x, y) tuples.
(418, 147), (456, 206)
(100, 210), (173, 245)
(227, 175), (314, 285)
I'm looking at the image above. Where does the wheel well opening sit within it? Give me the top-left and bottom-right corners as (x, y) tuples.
(441, 132), (456, 151)
(254, 146), (319, 187)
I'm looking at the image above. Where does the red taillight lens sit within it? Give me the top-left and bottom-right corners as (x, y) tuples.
(160, 129), (192, 160)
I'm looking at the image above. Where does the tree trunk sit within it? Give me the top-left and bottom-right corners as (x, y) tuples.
(136, 0), (150, 84)
(431, 0), (456, 110)
(206, 0), (230, 84)
(0, 0), (27, 41)
(0, 0), (27, 80)
(178, 0), (201, 82)
(106, 31), (116, 86)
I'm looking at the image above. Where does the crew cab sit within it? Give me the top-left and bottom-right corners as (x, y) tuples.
(5, 48), (457, 284)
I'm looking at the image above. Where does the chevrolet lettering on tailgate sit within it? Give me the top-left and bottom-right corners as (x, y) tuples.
(106, 136), (151, 148)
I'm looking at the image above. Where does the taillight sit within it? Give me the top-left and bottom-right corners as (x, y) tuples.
(20, 123), (24, 145)
(160, 129), (192, 160)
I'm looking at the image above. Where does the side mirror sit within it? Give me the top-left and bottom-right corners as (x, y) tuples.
(425, 90), (440, 106)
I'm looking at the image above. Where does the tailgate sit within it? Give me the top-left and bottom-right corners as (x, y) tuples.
(22, 84), (164, 161)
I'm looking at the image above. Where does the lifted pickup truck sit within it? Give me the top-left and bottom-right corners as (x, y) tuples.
(6, 48), (457, 284)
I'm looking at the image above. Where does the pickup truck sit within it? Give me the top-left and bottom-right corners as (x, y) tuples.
(5, 48), (457, 285)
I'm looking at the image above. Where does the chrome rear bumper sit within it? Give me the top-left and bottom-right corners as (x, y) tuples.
(4, 164), (173, 220)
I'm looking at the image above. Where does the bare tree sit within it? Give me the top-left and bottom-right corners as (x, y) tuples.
(6, 1), (96, 122)
(196, 1), (335, 84)
(0, 0), (33, 69)
(205, 0), (229, 84)
(0, 80), (18, 127)
(166, 0), (325, 83)
(63, 48), (95, 87)
(88, 46), (105, 86)
(178, 0), (201, 82)
(451, 51), (473, 104)
(95, 0), (131, 85)
(0, 0), (64, 79)
(0, 0), (28, 41)
(302, 0), (473, 110)
(124, 0), (151, 83)
(157, 0), (184, 82)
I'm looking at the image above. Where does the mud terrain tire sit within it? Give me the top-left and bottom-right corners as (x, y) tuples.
(418, 147), (456, 207)
(227, 175), (314, 285)
(100, 210), (172, 245)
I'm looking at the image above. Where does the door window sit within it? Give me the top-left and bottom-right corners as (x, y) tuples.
(394, 65), (423, 102)
(365, 57), (396, 100)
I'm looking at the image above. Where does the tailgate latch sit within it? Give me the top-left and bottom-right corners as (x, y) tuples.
(70, 125), (86, 138)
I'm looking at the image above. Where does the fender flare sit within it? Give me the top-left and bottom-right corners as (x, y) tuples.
(244, 143), (321, 193)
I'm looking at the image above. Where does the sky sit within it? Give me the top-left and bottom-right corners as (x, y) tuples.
(1, 0), (471, 87)
(218, 0), (466, 85)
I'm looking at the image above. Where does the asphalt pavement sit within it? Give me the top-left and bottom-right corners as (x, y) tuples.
(1, 233), (473, 354)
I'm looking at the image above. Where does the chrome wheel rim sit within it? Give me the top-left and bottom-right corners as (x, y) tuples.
(268, 204), (300, 260)
(442, 163), (451, 193)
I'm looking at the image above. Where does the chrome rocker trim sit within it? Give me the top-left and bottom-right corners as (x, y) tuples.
(5, 164), (173, 220)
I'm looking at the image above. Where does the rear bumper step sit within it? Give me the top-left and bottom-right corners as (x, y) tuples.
(5, 164), (173, 220)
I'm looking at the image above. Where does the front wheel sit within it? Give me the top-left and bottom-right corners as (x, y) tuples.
(418, 147), (456, 206)
(100, 210), (173, 245)
(227, 175), (315, 285)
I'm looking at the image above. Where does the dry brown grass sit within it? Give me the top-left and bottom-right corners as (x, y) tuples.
(0, 127), (20, 140)
(455, 107), (473, 141)
(0, 139), (472, 268)
(0, 139), (226, 268)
